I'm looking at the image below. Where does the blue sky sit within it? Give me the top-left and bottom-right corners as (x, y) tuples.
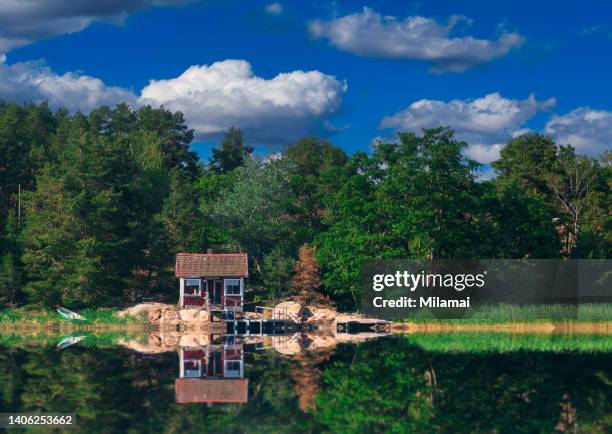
(1, 0), (611, 165)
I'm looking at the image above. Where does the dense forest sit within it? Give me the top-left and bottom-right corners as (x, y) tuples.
(0, 102), (609, 308)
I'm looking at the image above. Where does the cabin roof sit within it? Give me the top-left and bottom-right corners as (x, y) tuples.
(175, 378), (248, 403)
(175, 253), (248, 277)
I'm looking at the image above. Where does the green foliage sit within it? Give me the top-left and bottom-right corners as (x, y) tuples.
(494, 135), (610, 257)
(399, 303), (612, 323)
(493, 133), (558, 196)
(0, 102), (205, 307)
(0, 211), (22, 306)
(316, 128), (521, 305)
(262, 247), (294, 303)
(313, 337), (612, 433)
(0, 254), (20, 306)
(209, 126), (254, 173)
(314, 339), (435, 433)
(0, 100), (608, 309)
(405, 332), (612, 353)
(0, 308), (144, 326)
(0, 336), (611, 432)
(211, 157), (299, 274)
(478, 182), (561, 258)
(20, 118), (142, 306)
(284, 137), (348, 230)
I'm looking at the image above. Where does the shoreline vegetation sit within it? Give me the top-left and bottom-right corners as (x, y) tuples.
(0, 308), (147, 333)
(2, 303), (612, 333)
(396, 303), (612, 323)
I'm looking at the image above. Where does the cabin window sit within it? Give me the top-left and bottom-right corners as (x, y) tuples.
(224, 279), (242, 296)
(224, 360), (242, 378)
(184, 278), (201, 296)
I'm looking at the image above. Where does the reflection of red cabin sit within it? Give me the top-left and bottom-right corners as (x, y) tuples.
(175, 252), (248, 311)
(175, 345), (248, 404)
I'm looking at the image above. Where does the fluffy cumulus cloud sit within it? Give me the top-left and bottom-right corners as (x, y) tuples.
(308, 7), (524, 73)
(0, 58), (345, 144)
(545, 108), (612, 157)
(139, 59), (347, 143)
(0, 0), (187, 54)
(0, 59), (137, 112)
(380, 93), (556, 163)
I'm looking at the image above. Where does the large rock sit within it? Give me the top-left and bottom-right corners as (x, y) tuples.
(274, 301), (305, 322)
(119, 303), (211, 329)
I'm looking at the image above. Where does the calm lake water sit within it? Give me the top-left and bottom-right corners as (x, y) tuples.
(1, 334), (611, 433)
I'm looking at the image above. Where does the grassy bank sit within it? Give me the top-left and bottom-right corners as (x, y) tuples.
(0, 308), (147, 331)
(397, 303), (612, 323)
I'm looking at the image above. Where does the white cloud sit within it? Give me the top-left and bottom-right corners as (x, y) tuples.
(463, 144), (505, 164)
(0, 0), (188, 55)
(139, 59), (346, 143)
(308, 7), (524, 72)
(545, 108), (612, 157)
(0, 60), (137, 112)
(265, 3), (283, 15)
(0, 59), (346, 144)
(380, 92), (556, 163)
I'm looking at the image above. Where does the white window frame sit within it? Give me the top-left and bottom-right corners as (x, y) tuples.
(224, 278), (242, 296)
(183, 359), (202, 378)
(223, 359), (243, 378)
(179, 348), (202, 378)
(184, 278), (201, 297)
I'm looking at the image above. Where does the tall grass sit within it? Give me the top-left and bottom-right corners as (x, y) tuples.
(0, 308), (146, 325)
(400, 303), (612, 323)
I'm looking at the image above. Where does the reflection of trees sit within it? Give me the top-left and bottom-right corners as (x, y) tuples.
(313, 340), (436, 433)
(313, 337), (612, 433)
(429, 349), (612, 433)
(288, 350), (333, 411)
(0, 340), (611, 433)
(0, 345), (322, 433)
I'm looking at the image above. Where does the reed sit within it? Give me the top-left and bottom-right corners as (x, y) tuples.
(399, 303), (612, 323)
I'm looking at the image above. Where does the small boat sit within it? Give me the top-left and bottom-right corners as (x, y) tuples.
(57, 307), (86, 322)
(57, 335), (86, 350)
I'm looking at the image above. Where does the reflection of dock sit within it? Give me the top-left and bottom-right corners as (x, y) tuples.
(224, 318), (299, 336)
(336, 320), (390, 334)
(175, 343), (248, 404)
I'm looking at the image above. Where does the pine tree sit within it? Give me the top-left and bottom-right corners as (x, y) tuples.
(0, 210), (22, 306)
(209, 127), (253, 173)
(0, 254), (19, 306)
(22, 116), (140, 306)
(262, 247), (294, 304)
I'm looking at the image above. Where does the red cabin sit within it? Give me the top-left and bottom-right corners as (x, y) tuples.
(175, 344), (248, 404)
(175, 252), (248, 311)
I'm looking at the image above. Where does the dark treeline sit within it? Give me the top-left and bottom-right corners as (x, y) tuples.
(0, 102), (609, 308)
